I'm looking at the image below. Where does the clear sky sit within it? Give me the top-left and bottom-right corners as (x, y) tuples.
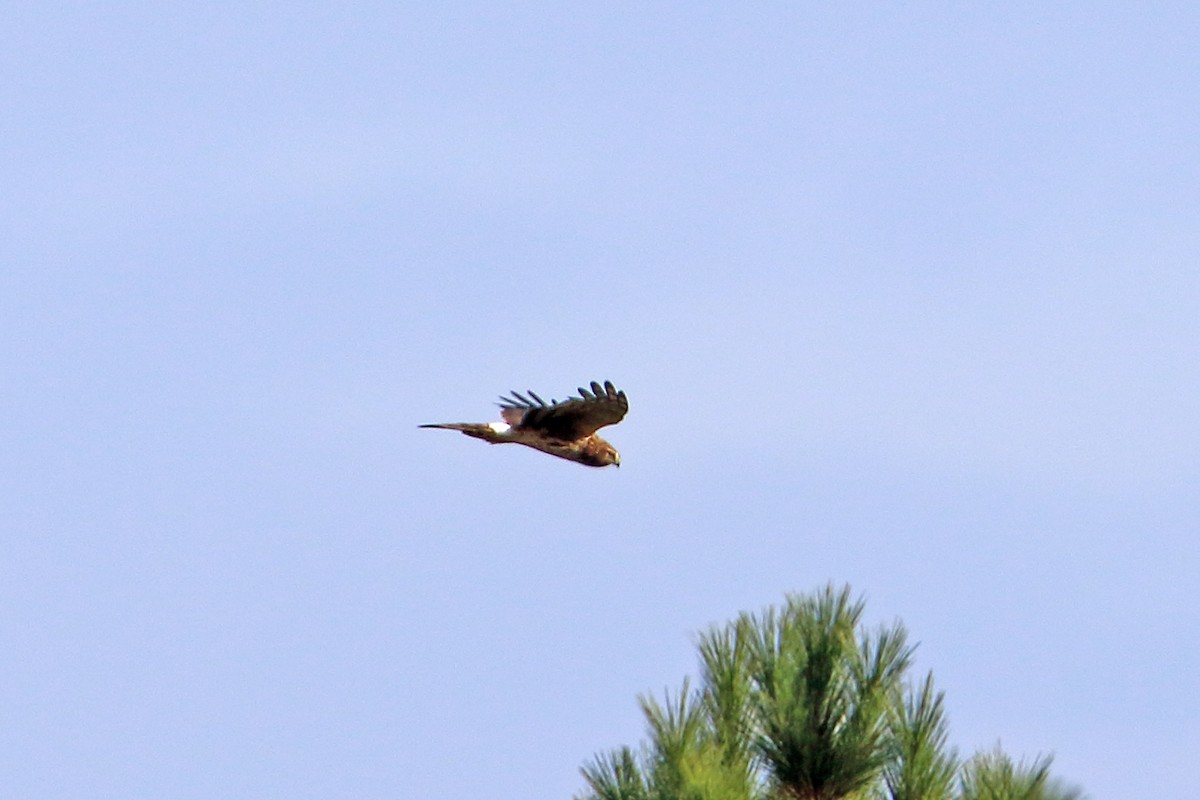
(3, 3), (1197, 798)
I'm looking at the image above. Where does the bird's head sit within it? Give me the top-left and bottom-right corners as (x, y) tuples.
(586, 442), (621, 468)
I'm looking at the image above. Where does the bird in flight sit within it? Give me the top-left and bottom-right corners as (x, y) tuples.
(421, 380), (628, 467)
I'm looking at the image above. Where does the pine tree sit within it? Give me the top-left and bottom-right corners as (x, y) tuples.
(576, 585), (1081, 800)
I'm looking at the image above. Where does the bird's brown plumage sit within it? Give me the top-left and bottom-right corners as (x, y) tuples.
(421, 380), (628, 467)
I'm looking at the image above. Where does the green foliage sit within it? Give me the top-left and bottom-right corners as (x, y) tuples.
(746, 586), (911, 800)
(883, 673), (958, 800)
(575, 585), (1081, 800)
(580, 747), (650, 800)
(958, 748), (1082, 800)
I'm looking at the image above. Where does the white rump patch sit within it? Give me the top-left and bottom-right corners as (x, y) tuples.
(488, 422), (511, 434)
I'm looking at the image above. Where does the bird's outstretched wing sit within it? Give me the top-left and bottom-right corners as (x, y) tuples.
(498, 380), (628, 441)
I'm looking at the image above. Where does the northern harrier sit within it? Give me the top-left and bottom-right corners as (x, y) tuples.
(420, 380), (628, 467)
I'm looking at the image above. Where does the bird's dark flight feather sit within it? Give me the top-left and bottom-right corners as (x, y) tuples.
(498, 379), (628, 441)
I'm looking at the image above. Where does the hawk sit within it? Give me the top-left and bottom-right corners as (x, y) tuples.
(420, 380), (628, 467)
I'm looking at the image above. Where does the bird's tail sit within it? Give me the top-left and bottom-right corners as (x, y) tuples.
(418, 423), (505, 442)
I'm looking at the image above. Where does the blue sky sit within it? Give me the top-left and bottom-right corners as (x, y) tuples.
(3, 3), (1197, 798)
